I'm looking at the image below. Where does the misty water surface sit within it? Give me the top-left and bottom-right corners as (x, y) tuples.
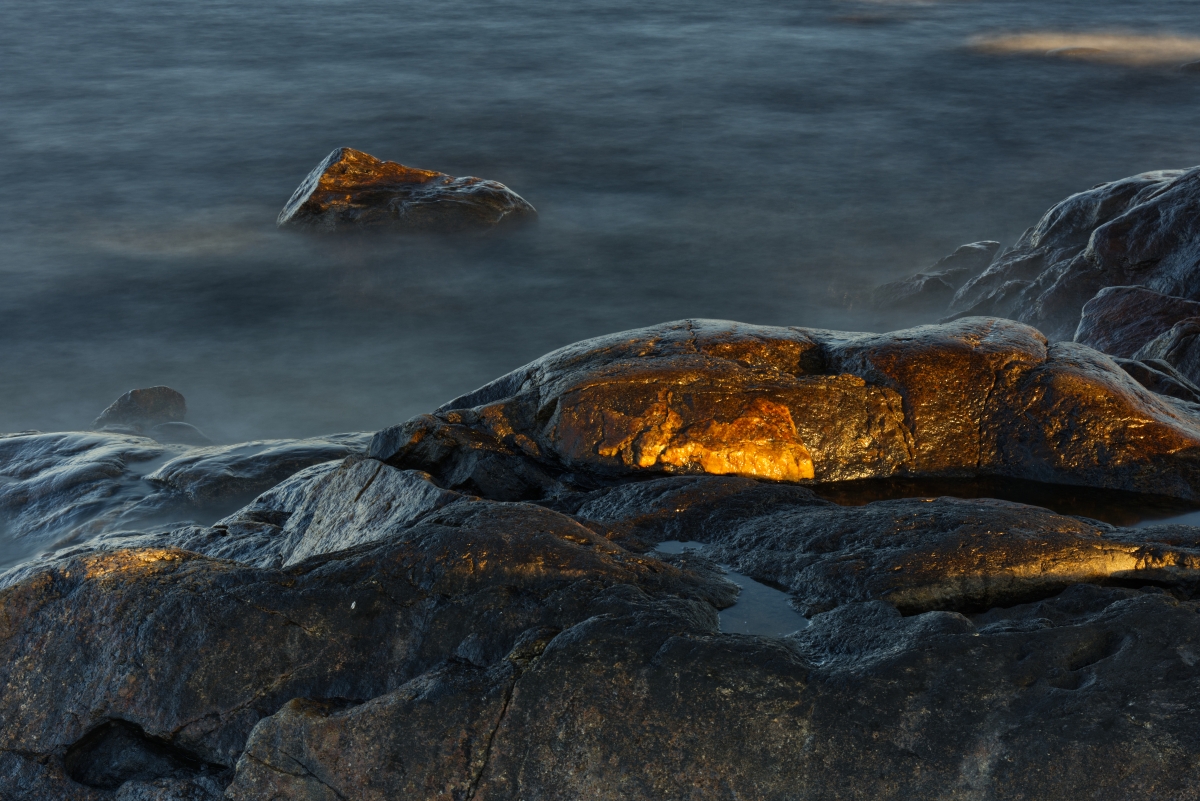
(2, 0), (1200, 441)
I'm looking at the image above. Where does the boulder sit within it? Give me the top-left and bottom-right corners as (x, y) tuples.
(871, 240), (999, 314)
(949, 167), (1200, 340)
(92, 387), (187, 432)
(147, 422), (212, 447)
(371, 317), (1200, 501)
(277, 147), (537, 234)
(1073, 285), (1200, 357)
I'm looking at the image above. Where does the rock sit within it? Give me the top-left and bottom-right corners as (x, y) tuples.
(93, 387), (187, 432)
(1073, 285), (1200, 357)
(871, 240), (999, 314)
(949, 167), (1200, 340)
(1133, 317), (1200, 387)
(1113, 356), (1200, 404)
(147, 423), (212, 447)
(1181, 59), (1200, 73)
(277, 147), (537, 234)
(143, 433), (371, 508)
(372, 317), (1200, 501)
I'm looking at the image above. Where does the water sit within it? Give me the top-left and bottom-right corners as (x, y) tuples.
(656, 540), (809, 636)
(2, 0), (1199, 443)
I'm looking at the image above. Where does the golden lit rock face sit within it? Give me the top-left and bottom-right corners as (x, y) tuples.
(277, 147), (537, 233)
(375, 317), (1200, 500)
(590, 395), (813, 481)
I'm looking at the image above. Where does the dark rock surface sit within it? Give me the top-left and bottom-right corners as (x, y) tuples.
(11, 318), (1200, 798)
(372, 317), (1200, 501)
(1073, 285), (1200, 357)
(1133, 317), (1200, 387)
(872, 240), (999, 314)
(92, 387), (187, 433)
(948, 167), (1200, 341)
(277, 147), (537, 234)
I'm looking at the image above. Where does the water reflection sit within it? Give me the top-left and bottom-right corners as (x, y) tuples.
(656, 540), (810, 636)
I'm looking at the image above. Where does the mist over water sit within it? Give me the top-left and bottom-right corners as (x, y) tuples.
(3, 0), (1200, 442)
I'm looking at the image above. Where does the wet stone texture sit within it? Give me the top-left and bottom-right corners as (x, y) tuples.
(277, 147), (537, 234)
(7, 318), (1200, 799)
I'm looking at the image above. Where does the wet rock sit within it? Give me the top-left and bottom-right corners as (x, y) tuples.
(147, 423), (211, 447)
(949, 167), (1200, 340)
(93, 387), (187, 433)
(1133, 317), (1200, 387)
(143, 433), (371, 508)
(277, 147), (537, 234)
(373, 317), (1200, 500)
(1113, 356), (1200, 403)
(871, 240), (999, 314)
(1073, 285), (1200, 357)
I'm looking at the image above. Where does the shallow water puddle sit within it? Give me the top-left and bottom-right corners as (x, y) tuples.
(656, 540), (809, 636)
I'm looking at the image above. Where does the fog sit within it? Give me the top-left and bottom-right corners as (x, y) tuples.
(2, 0), (1199, 441)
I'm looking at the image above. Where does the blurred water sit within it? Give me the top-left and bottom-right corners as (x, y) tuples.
(2, 0), (1199, 442)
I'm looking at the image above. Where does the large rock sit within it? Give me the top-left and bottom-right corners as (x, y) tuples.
(277, 147), (537, 234)
(371, 317), (1200, 501)
(92, 387), (187, 432)
(949, 167), (1200, 340)
(1133, 317), (1200, 387)
(1073, 285), (1200, 357)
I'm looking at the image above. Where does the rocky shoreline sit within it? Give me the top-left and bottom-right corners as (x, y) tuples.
(6, 167), (1200, 799)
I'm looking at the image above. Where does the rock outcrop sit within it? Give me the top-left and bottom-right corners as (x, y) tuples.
(10, 318), (1200, 799)
(371, 317), (1200, 501)
(948, 167), (1200, 341)
(872, 240), (999, 314)
(1073, 285), (1200, 357)
(277, 148), (537, 234)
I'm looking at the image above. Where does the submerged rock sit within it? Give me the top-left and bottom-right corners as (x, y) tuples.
(372, 317), (1200, 501)
(949, 167), (1200, 340)
(277, 147), (537, 234)
(92, 387), (187, 432)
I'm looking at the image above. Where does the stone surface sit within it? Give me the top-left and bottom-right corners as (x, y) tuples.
(13, 317), (1200, 799)
(1073, 285), (1200, 357)
(872, 240), (999, 314)
(277, 147), (537, 234)
(93, 387), (187, 433)
(1133, 317), (1200, 387)
(372, 317), (1200, 501)
(949, 167), (1200, 341)
(146, 423), (212, 447)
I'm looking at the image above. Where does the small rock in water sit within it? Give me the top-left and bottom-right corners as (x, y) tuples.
(872, 241), (999, 315)
(277, 147), (537, 234)
(92, 386), (187, 432)
(1181, 60), (1200, 73)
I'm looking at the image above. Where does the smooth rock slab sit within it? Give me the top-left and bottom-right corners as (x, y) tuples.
(1073, 285), (1200, 358)
(277, 147), (537, 234)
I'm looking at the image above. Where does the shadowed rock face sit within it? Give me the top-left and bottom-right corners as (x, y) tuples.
(371, 317), (1200, 500)
(872, 240), (1000, 315)
(949, 167), (1200, 341)
(277, 147), (537, 234)
(92, 387), (187, 433)
(1074, 285), (1200, 358)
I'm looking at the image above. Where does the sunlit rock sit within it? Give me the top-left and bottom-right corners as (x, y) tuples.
(949, 167), (1200, 341)
(277, 147), (537, 234)
(373, 317), (1200, 500)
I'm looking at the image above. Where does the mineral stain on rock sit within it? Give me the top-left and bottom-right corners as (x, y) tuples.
(277, 147), (537, 234)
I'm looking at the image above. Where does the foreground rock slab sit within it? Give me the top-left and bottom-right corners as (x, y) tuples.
(277, 147), (537, 234)
(372, 316), (1200, 501)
